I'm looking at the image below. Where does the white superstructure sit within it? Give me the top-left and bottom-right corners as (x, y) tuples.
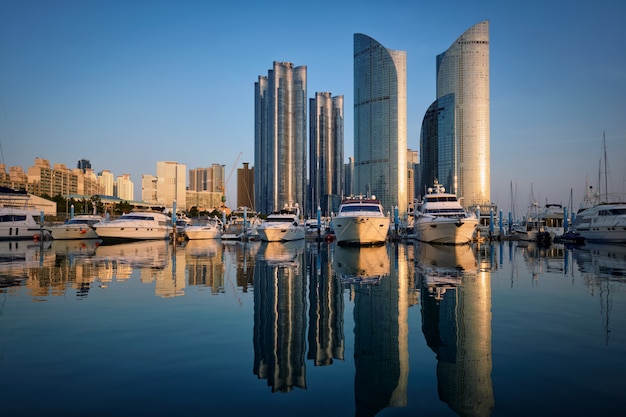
(331, 196), (390, 246)
(47, 215), (103, 240)
(257, 204), (305, 242)
(93, 211), (171, 241)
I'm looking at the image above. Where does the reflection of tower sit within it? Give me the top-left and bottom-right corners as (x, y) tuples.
(253, 242), (307, 392)
(307, 242), (344, 366)
(420, 249), (494, 417)
(352, 244), (409, 416)
(184, 240), (224, 293)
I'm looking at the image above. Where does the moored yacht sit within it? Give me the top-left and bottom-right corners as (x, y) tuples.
(413, 180), (478, 245)
(571, 201), (626, 243)
(183, 218), (222, 240)
(0, 207), (48, 240)
(331, 196), (390, 246)
(46, 214), (103, 240)
(92, 211), (172, 242)
(257, 204), (305, 242)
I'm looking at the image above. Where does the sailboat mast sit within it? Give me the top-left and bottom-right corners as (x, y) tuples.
(603, 131), (608, 202)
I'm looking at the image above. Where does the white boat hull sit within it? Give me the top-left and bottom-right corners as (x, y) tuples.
(332, 216), (390, 245)
(48, 225), (100, 240)
(415, 217), (478, 244)
(257, 225), (305, 242)
(183, 226), (221, 240)
(93, 226), (170, 240)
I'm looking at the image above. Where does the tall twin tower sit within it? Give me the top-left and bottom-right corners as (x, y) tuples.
(254, 21), (490, 216)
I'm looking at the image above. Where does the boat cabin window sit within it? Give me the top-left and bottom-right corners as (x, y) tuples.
(0, 214), (28, 222)
(340, 205), (381, 213)
(425, 196), (457, 202)
(121, 214), (155, 221)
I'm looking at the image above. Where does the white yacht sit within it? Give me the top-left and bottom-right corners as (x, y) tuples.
(571, 201), (626, 243)
(0, 207), (48, 240)
(413, 180), (478, 245)
(92, 211), (172, 241)
(538, 203), (565, 240)
(183, 219), (222, 240)
(257, 204), (305, 242)
(46, 214), (103, 240)
(222, 207), (260, 240)
(331, 196), (390, 245)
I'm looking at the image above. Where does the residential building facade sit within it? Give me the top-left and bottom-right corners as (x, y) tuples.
(309, 92), (344, 217)
(254, 61), (307, 215)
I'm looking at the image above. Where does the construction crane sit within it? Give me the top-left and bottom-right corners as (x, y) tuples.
(219, 151), (242, 209)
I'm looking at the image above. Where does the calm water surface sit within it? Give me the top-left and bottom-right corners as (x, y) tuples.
(0, 238), (624, 416)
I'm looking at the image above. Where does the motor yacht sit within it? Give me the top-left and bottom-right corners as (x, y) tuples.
(92, 211), (172, 242)
(413, 180), (478, 245)
(331, 196), (390, 245)
(571, 201), (626, 243)
(257, 204), (305, 242)
(183, 218), (222, 240)
(46, 214), (103, 240)
(0, 207), (48, 240)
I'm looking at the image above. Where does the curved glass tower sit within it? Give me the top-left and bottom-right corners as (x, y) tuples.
(353, 34), (407, 216)
(435, 20), (490, 208)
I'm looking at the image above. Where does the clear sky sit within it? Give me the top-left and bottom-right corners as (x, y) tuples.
(1, 0), (625, 215)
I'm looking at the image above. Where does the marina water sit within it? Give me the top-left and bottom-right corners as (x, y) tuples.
(0, 239), (624, 416)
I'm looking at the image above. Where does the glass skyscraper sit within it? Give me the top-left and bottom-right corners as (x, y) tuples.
(353, 34), (407, 217)
(422, 20), (490, 208)
(309, 92), (344, 217)
(254, 61), (307, 215)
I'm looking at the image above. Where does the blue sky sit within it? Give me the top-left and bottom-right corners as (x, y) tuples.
(1, 0), (625, 214)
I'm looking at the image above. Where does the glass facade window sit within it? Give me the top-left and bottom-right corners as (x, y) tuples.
(353, 34), (407, 217)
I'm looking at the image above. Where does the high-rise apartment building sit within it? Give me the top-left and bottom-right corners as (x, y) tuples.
(309, 92), (344, 217)
(98, 170), (115, 196)
(237, 162), (254, 210)
(353, 34), (407, 217)
(156, 161), (187, 210)
(421, 21), (490, 208)
(189, 164), (224, 193)
(254, 61), (307, 215)
(77, 158), (91, 173)
(116, 174), (134, 201)
(141, 174), (158, 204)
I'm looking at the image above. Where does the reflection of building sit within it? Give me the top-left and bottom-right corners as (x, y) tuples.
(419, 244), (494, 417)
(253, 241), (307, 392)
(185, 240), (224, 293)
(307, 243), (344, 366)
(351, 244), (409, 415)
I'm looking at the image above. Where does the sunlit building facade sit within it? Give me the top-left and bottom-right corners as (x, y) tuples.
(424, 20), (490, 208)
(156, 161), (187, 210)
(255, 61), (307, 215)
(309, 92), (344, 217)
(353, 34), (407, 216)
(115, 173), (134, 201)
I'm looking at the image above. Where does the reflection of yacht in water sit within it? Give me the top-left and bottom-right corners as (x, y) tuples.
(416, 243), (477, 300)
(183, 239), (220, 258)
(333, 244), (390, 285)
(0, 240), (52, 288)
(51, 239), (101, 258)
(573, 243), (626, 279)
(258, 240), (305, 267)
(93, 240), (169, 269)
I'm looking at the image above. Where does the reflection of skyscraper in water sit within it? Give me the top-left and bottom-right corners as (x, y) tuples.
(184, 240), (224, 293)
(350, 244), (409, 416)
(419, 244), (494, 416)
(253, 242), (307, 392)
(307, 243), (344, 366)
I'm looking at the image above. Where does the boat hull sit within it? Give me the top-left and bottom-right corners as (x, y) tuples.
(48, 225), (100, 240)
(183, 226), (221, 240)
(257, 226), (305, 242)
(332, 216), (390, 245)
(93, 225), (170, 241)
(415, 217), (478, 244)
